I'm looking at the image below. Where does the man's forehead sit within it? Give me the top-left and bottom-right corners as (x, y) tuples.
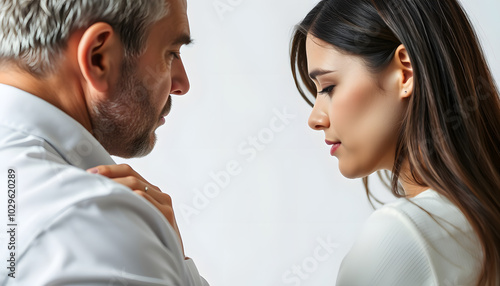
(165, 0), (187, 11)
(159, 0), (190, 45)
(165, 18), (191, 46)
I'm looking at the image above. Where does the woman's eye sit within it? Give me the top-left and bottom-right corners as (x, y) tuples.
(319, 85), (335, 95)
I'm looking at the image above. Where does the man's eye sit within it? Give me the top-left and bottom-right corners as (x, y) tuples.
(171, 52), (181, 60)
(166, 52), (181, 61)
(318, 85), (335, 95)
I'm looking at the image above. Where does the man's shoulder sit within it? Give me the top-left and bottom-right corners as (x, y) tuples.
(0, 99), (154, 249)
(0, 129), (145, 255)
(0, 134), (185, 284)
(17, 159), (134, 238)
(6, 160), (187, 285)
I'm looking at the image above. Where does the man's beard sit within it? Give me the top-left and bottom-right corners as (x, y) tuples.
(89, 58), (171, 158)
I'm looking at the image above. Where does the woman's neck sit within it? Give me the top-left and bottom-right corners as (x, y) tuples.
(398, 160), (430, 198)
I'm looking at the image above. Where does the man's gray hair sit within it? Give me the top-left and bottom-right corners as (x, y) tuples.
(0, 0), (168, 75)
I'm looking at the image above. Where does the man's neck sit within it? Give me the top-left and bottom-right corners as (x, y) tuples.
(0, 66), (93, 133)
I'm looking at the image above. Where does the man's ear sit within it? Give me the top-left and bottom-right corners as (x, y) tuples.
(393, 44), (414, 99)
(77, 22), (123, 93)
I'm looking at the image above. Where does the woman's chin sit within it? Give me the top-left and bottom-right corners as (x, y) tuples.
(339, 171), (362, 179)
(338, 163), (373, 179)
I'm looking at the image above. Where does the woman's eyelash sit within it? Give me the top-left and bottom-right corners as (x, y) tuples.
(319, 85), (335, 95)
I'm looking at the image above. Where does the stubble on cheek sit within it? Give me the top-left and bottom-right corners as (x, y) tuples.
(90, 61), (159, 158)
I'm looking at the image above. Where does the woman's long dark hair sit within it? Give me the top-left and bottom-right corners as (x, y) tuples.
(290, 0), (500, 285)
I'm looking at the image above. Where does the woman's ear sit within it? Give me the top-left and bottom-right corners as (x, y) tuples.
(77, 22), (123, 94)
(393, 45), (414, 99)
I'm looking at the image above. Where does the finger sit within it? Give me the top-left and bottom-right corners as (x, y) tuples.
(134, 191), (175, 225)
(88, 165), (161, 192)
(142, 188), (173, 205)
(111, 177), (163, 195)
(87, 164), (147, 182)
(112, 177), (147, 191)
(132, 186), (172, 207)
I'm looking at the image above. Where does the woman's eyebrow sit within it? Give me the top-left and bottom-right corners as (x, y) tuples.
(309, 69), (336, 81)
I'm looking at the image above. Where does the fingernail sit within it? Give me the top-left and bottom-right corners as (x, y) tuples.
(87, 168), (99, 174)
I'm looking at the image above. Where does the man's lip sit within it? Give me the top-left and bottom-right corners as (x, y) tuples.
(325, 140), (341, 145)
(158, 110), (169, 126)
(158, 117), (166, 126)
(160, 110), (170, 119)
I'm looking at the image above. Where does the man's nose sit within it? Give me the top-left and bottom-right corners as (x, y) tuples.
(170, 59), (190, 95)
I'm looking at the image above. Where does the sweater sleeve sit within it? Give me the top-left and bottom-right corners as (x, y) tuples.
(336, 206), (436, 286)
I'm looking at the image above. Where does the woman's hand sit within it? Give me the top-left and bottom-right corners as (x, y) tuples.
(87, 164), (185, 257)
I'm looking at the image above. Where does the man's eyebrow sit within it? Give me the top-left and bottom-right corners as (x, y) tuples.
(173, 34), (193, 46)
(309, 69), (336, 81)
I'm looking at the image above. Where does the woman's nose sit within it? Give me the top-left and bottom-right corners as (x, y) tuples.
(308, 104), (330, 130)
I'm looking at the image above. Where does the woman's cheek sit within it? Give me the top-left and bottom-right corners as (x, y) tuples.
(331, 85), (372, 144)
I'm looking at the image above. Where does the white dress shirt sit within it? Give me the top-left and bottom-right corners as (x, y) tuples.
(0, 84), (209, 286)
(336, 189), (483, 285)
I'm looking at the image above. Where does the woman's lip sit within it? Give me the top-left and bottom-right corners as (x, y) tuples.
(330, 143), (341, 156)
(325, 140), (341, 145)
(325, 140), (341, 156)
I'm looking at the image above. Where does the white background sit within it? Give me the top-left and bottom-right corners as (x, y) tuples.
(116, 0), (500, 285)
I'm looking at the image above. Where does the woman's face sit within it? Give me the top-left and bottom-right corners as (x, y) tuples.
(306, 34), (408, 179)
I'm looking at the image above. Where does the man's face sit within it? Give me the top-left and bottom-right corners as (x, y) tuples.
(91, 0), (191, 158)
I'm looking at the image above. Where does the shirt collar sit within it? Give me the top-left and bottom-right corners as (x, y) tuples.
(0, 83), (115, 169)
